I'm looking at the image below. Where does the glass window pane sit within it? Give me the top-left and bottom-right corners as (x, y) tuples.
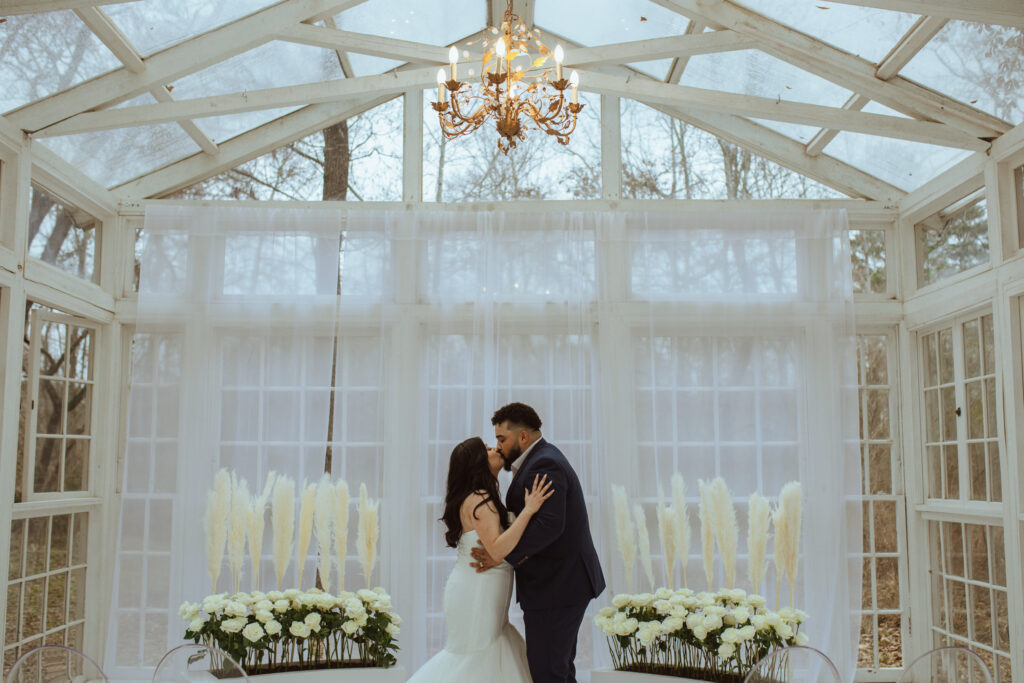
(535, 0), (688, 46)
(105, 0), (273, 57)
(28, 184), (99, 283)
(850, 229), (886, 294)
(918, 194), (989, 286)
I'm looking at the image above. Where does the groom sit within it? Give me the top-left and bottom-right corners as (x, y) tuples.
(471, 402), (605, 683)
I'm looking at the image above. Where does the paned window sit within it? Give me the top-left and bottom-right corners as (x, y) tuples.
(849, 228), (887, 295)
(27, 183), (99, 283)
(920, 314), (999, 502)
(855, 333), (906, 671)
(3, 513), (89, 678)
(916, 190), (989, 287)
(928, 520), (1011, 682)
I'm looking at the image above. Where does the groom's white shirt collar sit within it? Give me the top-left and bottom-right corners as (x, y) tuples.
(510, 437), (541, 473)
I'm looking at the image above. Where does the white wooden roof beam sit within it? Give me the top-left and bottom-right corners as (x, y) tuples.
(805, 15), (946, 156)
(649, 0), (1009, 140)
(0, 0), (133, 15)
(7, 0), (370, 132)
(665, 20), (707, 84)
(566, 30), (755, 68)
(38, 67), (437, 136)
(112, 95), (395, 200)
(822, 0), (1024, 29)
(73, 7), (217, 154)
(279, 24), (452, 63)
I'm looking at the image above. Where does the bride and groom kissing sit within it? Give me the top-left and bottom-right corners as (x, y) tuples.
(408, 402), (606, 683)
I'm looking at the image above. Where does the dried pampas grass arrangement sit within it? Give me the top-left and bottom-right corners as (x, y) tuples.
(611, 485), (636, 593)
(204, 468), (232, 593)
(671, 474), (689, 588)
(272, 475), (295, 590)
(314, 474), (334, 592)
(773, 481), (802, 606)
(633, 503), (655, 591)
(747, 492), (770, 595)
(227, 474), (252, 594)
(656, 485), (675, 588)
(248, 471), (277, 591)
(333, 479), (350, 591)
(698, 480), (715, 590)
(357, 483), (380, 588)
(710, 477), (738, 589)
(297, 482), (316, 587)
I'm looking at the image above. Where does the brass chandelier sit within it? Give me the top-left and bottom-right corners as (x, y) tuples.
(433, 0), (582, 153)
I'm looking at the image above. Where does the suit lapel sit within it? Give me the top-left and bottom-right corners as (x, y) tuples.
(508, 438), (546, 496)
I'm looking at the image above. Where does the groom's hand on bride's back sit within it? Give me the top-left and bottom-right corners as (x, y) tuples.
(470, 542), (503, 573)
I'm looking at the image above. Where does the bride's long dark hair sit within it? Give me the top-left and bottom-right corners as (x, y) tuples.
(441, 437), (510, 548)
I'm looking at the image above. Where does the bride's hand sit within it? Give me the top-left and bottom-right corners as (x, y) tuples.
(523, 474), (554, 515)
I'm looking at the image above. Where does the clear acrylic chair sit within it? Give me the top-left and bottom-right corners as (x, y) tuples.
(743, 645), (842, 683)
(4, 644), (108, 683)
(897, 645), (993, 683)
(152, 643), (248, 682)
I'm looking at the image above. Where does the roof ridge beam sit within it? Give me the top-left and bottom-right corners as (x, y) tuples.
(820, 0), (1024, 29)
(648, 0), (1009, 140)
(566, 30), (754, 67)
(805, 15), (947, 156)
(279, 23), (453, 63)
(7, 0), (370, 132)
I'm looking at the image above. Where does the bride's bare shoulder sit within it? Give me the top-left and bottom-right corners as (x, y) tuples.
(460, 491), (499, 522)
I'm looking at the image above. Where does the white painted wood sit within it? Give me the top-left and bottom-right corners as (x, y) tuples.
(874, 16), (947, 81)
(38, 67), (438, 136)
(902, 265), (994, 328)
(403, 90), (423, 203)
(649, 0), (1010, 140)
(899, 153), (986, 224)
(7, 0), (370, 132)
(805, 94), (870, 157)
(664, 20), (706, 84)
(149, 86), (219, 155)
(0, 0), (134, 14)
(279, 24), (452, 63)
(23, 265), (117, 320)
(984, 160), (1009, 266)
(566, 30), (755, 67)
(991, 120), (1024, 163)
(576, 69), (987, 150)
(600, 94), (621, 200)
(113, 96), (395, 200)
(822, 0), (1024, 29)
(72, 7), (145, 73)
(30, 142), (119, 218)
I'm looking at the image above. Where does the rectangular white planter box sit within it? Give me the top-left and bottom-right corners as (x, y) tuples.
(591, 668), (703, 683)
(248, 666), (406, 682)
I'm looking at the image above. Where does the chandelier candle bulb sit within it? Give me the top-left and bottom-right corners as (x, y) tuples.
(554, 44), (564, 80)
(448, 45), (459, 81)
(436, 68), (446, 103)
(569, 70), (579, 104)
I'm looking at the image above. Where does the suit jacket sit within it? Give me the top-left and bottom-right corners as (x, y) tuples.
(504, 438), (606, 610)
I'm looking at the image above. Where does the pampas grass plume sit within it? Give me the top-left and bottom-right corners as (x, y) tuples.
(333, 479), (351, 591)
(778, 481), (803, 605)
(711, 477), (739, 589)
(698, 480), (715, 590)
(747, 492), (771, 595)
(227, 474), (251, 594)
(248, 471), (277, 591)
(314, 474), (334, 592)
(297, 482), (316, 588)
(204, 468), (232, 593)
(272, 476), (295, 590)
(611, 485), (635, 593)
(671, 474), (689, 588)
(357, 483), (380, 588)
(633, 503), (655, 591)
(656, 485), (675, 588)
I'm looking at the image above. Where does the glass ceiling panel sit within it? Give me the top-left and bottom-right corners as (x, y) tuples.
(734, 0), (917, 64)
(752, 120), (823, 145)
(536, 0), (688, 47)
(681, 50), (852, 108)
(41, 123), (200, 188)
(0, 11), (121, 115)
(627, 59), (674, 81)
(335, 0), (484, 46)
(347, 54), (405, 77)
(824, 131), (973, 192)
(901, 20), (1023, 125)
(195, 108), (304, 146)
(104, 0), (274, 57)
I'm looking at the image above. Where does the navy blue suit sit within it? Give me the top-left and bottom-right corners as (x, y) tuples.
(504, 438), (605, 683)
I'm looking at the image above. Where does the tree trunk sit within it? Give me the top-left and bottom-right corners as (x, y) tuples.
(41, 210), (73, 265)
(28, 191), (55, 247)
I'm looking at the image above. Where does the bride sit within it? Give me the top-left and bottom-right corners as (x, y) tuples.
(407, 436), (554, 683)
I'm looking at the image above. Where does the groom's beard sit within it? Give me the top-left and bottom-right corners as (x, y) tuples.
(501, 444), (522, 472)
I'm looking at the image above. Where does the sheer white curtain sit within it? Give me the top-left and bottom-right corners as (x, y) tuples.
(110, 205), (859, 682)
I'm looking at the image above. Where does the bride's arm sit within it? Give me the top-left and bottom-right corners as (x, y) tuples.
(464, 475), (553, 561)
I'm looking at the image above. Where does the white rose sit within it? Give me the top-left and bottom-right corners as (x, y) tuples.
(273, 599), (290, 613)
(747, 594), (767, 609)
(718, 642), (736, 659)
(685, 613), (703, 630)
(232, 592), (253, 606)
(766, 613), (782, 627)
(224, 601), (247, 618)
(304, 613), (322, 632)
(251, 591), (267, 601)
(266, 591), (285, 602)
(692, 626), (708, 641)
(254, 599), (274, 612)
(739, 625), (756, 640)
(720, 627), (739, 644)
(391, 614), (403, 626)
(342, 620), (360, 635)
(779, 607), (797, 622)
(386, 623), (400, 637)
(750, 615), (769, 631)
(358, 589), (378, 602)
(637, 627), (656, 646)
(732, 607), (750, 624)
(599, 607), (616, 618)
(254, 609), (273, 624)
(265, 620), (282, 636)
(220, 617), (246, 634)
(187, 617), (206, 633)
(728, 589), (746, 603)
(704, 605), (726, 617)
(795, 609), (809, 623)
(202, 595), (228, 614)
(283, 589), (301, 600)
(632, 593), (654, 607)
(661, 617), (684, 634)
(776, 623), (794, 639)
(702, 614), (723, 631)
(289, 621), (311, 638)
(612, 594), (631, 609)
(653, 600), (672, 615)
(242, 622), (265, 643)
(795, 631), (810, 646)
(355, 613), (368, 627)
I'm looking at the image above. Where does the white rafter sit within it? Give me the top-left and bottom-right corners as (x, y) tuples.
(73, 7), (218, 155)
(37, 67), (438, 136)
(0, 0), (133, 14)
(278, 24), (453, 63)
(565, 31), (755, 68)
(7, 0), (369, 132)
(822, 0), (1024, 29)
(648, 0), (1010, 140)
(804, 15), (947, 156)
(665, 20), (707, 84)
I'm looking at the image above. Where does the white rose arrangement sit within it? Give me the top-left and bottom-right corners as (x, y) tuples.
(180, 587), (401, 674)
(595, 588), (808, 680)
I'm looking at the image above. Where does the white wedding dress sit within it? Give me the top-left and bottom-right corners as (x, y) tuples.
(407, 529), (533, 683)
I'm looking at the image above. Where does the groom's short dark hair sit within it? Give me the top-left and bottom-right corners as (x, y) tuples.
(491, 402), (542, 431)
